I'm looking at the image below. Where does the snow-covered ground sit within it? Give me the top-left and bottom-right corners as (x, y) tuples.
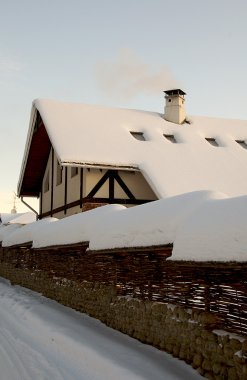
(0, 278), (202, 380)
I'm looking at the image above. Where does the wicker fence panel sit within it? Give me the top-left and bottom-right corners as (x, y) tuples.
(1, 244), (247, 335)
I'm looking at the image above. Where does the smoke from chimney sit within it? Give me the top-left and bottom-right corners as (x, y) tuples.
(95, 48), (182, 101)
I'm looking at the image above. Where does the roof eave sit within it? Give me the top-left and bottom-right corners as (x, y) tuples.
(61, 161), (140, 171)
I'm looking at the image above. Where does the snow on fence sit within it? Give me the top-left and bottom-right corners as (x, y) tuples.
(0, 243), (247, 336)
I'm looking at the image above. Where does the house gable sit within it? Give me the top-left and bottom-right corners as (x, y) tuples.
(19, 113), (51, 196)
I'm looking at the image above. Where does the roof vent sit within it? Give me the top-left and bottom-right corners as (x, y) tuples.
(236, 139), (247, 149)
(130, 132), (146, 141)
(164, 89), (186, 125)
(163, 134), (177, 143)
(205, 137), (219, 147)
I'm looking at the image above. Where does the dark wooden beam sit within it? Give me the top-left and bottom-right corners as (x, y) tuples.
(86, 171), (110, 198)
(50, 148), (54, 216)
(80, 168), (83, 208)
(39, 197), (152, 218)
(84, 197), (150, 205)
(109, 171), (115, 199)
(64, 167), (68, 215)
(114, 172), (136, 199)
(40, 189), (43, 217)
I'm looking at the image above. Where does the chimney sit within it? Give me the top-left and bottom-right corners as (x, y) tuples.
(164, 89), (186, 124)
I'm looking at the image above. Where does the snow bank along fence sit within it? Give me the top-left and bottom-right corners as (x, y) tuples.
(1, 243), (247, 379)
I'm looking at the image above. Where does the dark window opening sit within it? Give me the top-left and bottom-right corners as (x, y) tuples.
(236, 140), (247, 149)
(163, 134), (177, 143)
(130, 132), (146, 141)
(205, 137), (219, 147)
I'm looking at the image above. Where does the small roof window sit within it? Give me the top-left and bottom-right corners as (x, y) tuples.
(130, 132), (146, 141)
(163, 134), (177, 143)
(236, 139), (247, 149)
(205, 137), (219, 147)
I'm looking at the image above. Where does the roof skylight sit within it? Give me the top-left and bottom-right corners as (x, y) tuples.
(236, 140), (247, 149)
(163, 134), (177, 143)
(205, 137), (219, 147)
(130, 132), (146, 141)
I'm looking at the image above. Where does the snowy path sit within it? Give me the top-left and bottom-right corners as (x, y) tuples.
(0, 278), (202, 380)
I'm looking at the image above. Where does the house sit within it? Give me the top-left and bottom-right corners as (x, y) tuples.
(17, 90), (247, 219)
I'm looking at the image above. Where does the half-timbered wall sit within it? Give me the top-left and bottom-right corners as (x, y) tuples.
(40, 148), (157, 219)
(85, 169), (156, 201)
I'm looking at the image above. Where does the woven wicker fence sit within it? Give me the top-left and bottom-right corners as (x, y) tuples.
(1, 244), (247, 336)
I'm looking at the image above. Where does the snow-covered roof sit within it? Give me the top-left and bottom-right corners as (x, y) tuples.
(18, 98), (247, 198)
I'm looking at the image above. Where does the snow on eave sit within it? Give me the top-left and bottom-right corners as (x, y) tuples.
(61, 161), (139, 171)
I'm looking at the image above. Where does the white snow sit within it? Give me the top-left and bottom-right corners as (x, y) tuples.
(0, 224), (22, 243)
(88, 190), (225, 251)
(6, 190), (247, 262)
(213, 329), (246, 343)
(2, 217), (57, 247)
(18, 99), (247, 198)
(32, 204), (125, 248)
(0, 213), (25, 225)
(0, 278), (202, 380)
(30, 191), (222, 250)
(171, 195), (247, 261)
(8, 212), (36, 225)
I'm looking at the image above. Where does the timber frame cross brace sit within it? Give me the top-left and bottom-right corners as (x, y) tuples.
(87, 170), (136, 200)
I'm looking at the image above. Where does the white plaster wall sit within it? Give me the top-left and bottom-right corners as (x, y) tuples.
(65, 205), (82, 217)
(53, 157), (65, 209)
(85, 169), (109, 198)
(67, 167), (81, 203)
(116, 171), (157, 200)
(41, 149), (52, 215)
(52, 206), (82, 219)
(164, 95), (186, 124)
(85, 169), (157, 200)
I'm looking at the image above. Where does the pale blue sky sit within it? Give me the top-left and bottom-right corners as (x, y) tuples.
(1, 0), (247, 212)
